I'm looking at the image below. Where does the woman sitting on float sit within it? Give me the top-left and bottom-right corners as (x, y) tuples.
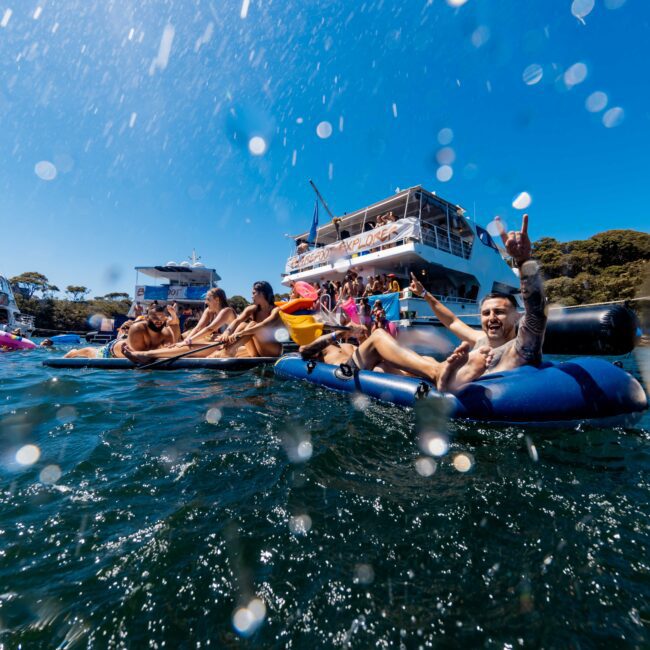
(123, 281), (287, 362)
(212, 280), (324, 356)
(178, 288), (236, 347)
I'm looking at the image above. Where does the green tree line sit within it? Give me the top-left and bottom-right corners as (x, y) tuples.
(9, 272), (253, 332)
(533, 229), (649, 305)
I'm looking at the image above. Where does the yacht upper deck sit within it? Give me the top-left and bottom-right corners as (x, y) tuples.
(285, 186), (476, 276)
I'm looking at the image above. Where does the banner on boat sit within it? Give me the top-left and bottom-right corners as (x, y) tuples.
(135, 285), (211, 301)
(286, 217), (421, 273)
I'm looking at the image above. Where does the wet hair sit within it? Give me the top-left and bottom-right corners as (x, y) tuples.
(148, 304), (167, 315)
(253, 281), (274, 307)
(480, 292), (518, 309)
(205, 287), (228, 310)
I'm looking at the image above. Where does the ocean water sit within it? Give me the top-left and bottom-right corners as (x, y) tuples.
(1, 347), (649, 648)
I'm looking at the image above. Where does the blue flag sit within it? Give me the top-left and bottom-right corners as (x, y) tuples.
(476, 224), (498, 251)
(307, 200), (319, 245)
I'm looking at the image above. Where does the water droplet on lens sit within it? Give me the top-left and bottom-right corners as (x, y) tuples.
(525, 435), (539, 462)
(40, 464), (62, 484)
(512, 192), (532, 210)
(436, 147), (456, 165)
(232, 598), (266, 636)
(602, 106), (624, 128)
(351, 393), (370, 411)
(471, 25), (490, 48)
(437, 128), (453, 145)
(453, 452), (474, 472)
(585, 91), (608, 113)
(316, 121), (333, 139)
(436, 165), (453, 182)
(353, 563), (375, 585)
(421, 433), (449, 457)
(16, 444), (40, 466)
(274, 327), (290, 342)
(296, 440), (313, 460)
(571, 0), (595, 19)
(289, 514), (312, 535)
(415, 457), (437, 476)
(34, 160), (57, 181)
(522, 64), (543, 86)
(206, 408), (222, 425)
(248, 136), (267, 155)
(563, 62), (588, 88)
(56, 406), (77, 424)
(486, 217), (507, 239)
(604, 0), (626, 8)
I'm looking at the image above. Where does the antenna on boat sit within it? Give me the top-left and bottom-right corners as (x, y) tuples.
(309, 179), (336, 220)
(189, 249), (201, 264)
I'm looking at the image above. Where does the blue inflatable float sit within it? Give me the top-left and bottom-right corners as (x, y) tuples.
(274, 354), (648, 426)
(49, 334), (81, 344)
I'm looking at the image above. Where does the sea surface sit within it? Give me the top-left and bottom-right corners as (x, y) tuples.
(1, 346), (649, 648)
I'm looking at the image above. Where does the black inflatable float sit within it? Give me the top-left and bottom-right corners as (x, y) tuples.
(543, 303), (638, 355)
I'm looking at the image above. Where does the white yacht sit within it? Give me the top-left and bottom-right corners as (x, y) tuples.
(282, 185), (521, 352)
(134, 251), (221, 308)
(0, 275), (36, 336)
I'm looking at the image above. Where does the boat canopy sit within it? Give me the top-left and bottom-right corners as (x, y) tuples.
(135, 265), (220, 284)
(291, 185), (472, 244)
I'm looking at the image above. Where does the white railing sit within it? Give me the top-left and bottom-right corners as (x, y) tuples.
(420, 224), (472, 259)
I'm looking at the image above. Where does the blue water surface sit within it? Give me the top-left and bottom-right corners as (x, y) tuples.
(1, 346), (649, 647)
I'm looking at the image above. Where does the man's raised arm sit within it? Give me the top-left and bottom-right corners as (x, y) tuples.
(499, 214), (547, 365)
(409, 273), (481, 345)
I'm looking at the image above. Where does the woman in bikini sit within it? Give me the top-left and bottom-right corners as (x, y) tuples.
(178, 288), (236, 347)
(211, 281), (282, 358)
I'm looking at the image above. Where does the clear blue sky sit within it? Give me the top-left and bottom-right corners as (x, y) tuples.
(1, 0), (648, 299)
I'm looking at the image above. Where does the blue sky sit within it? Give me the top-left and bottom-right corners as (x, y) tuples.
(1, 0), (648, 299)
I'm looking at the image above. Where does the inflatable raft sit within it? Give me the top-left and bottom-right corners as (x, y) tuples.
(274, 354), (648, 425)
(0, 331), (37, 351)
(49, 334), (81, 345)
(43, 357), (278, 371)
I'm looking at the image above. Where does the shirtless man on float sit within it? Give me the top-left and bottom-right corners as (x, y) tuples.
(299, 214), (547, 393)
(64, 304), (180, 358)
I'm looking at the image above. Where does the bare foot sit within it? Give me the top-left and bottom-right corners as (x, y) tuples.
(122, 345), (151, 366)
(437, 342), (471, 392)
(448, 345), (493, 391)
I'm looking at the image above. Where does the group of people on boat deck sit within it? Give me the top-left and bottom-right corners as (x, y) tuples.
(62, 214), (546, 394)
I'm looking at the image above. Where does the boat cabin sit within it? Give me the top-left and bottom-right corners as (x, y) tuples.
(134, 255), (221, 307)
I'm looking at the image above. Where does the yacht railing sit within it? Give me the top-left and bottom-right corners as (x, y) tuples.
(420, 223), (472, 259)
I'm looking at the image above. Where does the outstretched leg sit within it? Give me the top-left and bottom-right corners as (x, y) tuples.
(354, 329), (443, 383)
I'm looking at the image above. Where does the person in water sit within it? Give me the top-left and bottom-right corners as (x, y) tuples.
(299, 214), (546, 392)
(64, 306), (180, 359)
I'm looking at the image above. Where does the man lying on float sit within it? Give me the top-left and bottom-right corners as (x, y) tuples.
(299, 214), (548, 393)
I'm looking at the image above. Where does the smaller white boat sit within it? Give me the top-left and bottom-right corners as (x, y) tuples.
(0, 275), (36, 337)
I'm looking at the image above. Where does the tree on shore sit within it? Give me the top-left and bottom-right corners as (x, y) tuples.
(9, 272), (50, 299)
(66, 285), (90, 302)
(228, 295), (249, 313)
(533, 229), (649, 305)
(99, 292), (131, 301)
